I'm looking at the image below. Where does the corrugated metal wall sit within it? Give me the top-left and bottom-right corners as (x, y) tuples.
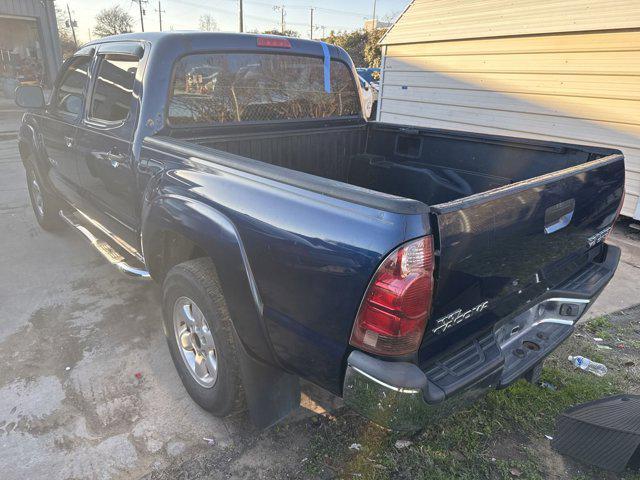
(379, 2), (640, 218)
(0, 0), (47, 17)
(0, 0), (61, 86)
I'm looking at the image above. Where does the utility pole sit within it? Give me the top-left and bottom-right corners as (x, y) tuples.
(134, 0), (147, 32)
(273, 5), (286, 34)
(155, 1), (165, 31)
(309, 8), (314, 39)
(238, 0), (244, 32)
(66, 3), (77, 48)
(372, 0), (377, 28)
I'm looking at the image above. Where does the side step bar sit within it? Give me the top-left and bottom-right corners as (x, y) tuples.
(59, 210), (151, 280)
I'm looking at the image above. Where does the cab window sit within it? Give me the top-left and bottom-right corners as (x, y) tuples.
(54, 56), (91, 116)
(168, 52), (360, 125)
(89, 54), (139, 123)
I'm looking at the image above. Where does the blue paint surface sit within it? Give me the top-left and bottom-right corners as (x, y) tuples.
(321, 42), (331, 93)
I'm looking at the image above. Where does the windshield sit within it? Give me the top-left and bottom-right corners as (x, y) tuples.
(168, 52), (361, 125)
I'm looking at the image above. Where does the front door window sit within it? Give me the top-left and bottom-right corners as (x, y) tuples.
(53, 56), (91, 117)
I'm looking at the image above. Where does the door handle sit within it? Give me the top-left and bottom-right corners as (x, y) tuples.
(65, 136), (74, 148)
(106, 148), (126, 168)
(544, 199), (575, 234)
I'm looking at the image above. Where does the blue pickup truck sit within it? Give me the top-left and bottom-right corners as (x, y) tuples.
(16, 32), (625, 430)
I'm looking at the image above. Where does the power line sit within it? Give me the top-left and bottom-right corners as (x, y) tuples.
(173, 0), (367, 21)
(234, 0), (367, 18)
(173, 0), (267, 22)
(285, 3), (367, 18)
(165, 0), (367, 34)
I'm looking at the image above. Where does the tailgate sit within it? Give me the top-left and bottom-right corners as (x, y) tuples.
(421, 153), (624, 359)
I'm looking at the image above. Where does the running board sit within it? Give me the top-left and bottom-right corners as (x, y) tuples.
(59, 210), (151, 280)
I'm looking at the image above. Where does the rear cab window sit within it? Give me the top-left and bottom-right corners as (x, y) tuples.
(168, 52), (361, 125)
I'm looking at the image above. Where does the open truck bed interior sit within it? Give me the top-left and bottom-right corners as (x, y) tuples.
(171, 122), (608, 207)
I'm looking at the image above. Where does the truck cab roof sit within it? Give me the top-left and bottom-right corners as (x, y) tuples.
(75, 31), (365, 141)
(82, 31), (353, 64)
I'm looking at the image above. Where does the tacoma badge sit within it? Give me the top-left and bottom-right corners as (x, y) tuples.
(432, 301), (489, 334)
(587, 226), (612, 248)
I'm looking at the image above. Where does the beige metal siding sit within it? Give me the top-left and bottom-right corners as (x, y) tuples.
(379, 30), (640, 218)
(381, 0), (640, 45)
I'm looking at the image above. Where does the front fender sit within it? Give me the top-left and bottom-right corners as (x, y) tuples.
(141, 193), (279, 367)
(18, 122), (37, 164)
(18, 119), (50, 178)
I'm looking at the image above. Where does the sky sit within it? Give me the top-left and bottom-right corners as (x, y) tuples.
(62, 0), (407, 43)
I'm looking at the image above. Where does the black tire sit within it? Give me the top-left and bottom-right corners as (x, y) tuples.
(162, 258), (246, 416)
(25, 161), (63, 231)
(523, 360), (544, 384)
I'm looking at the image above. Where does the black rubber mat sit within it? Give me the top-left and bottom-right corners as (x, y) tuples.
(552, 394), (640, 472)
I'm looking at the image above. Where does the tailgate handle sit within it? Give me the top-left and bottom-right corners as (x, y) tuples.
(544, 199), (575, 234)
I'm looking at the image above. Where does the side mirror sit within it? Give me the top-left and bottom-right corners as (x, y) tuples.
(15, 85), (45, 110)
(59, 94), (82, 116)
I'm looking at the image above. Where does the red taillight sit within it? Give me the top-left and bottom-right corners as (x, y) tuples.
(350, 236), (435, 356)
(257, 37), (292, 48)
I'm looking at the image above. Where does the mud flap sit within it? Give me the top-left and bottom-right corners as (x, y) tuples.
(235, 331), (300, 429)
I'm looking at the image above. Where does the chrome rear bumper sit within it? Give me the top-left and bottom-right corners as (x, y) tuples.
(343, 348), (499, 432)
(343, 245), (620, 431)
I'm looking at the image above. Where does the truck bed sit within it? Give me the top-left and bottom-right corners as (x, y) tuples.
(147, 121), (623, 390)
(173, 122), (605, 207)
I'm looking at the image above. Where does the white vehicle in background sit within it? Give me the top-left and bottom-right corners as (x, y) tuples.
(357, 68), (380, 119)
(358, 75), (374, 119)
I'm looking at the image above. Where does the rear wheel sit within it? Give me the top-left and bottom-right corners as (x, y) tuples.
(162, 258), (245, 416)
(25, 162), (63, 231)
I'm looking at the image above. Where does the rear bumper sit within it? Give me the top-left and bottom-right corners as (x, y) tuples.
(343, 244), (620, 431)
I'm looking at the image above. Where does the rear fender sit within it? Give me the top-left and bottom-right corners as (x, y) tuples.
(142, 194), (300, 427)
(142, 193), (271, 360)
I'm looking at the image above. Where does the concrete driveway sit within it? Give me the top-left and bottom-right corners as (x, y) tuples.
(0, 137), (639, 479)
(0, 138), (333, 479)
